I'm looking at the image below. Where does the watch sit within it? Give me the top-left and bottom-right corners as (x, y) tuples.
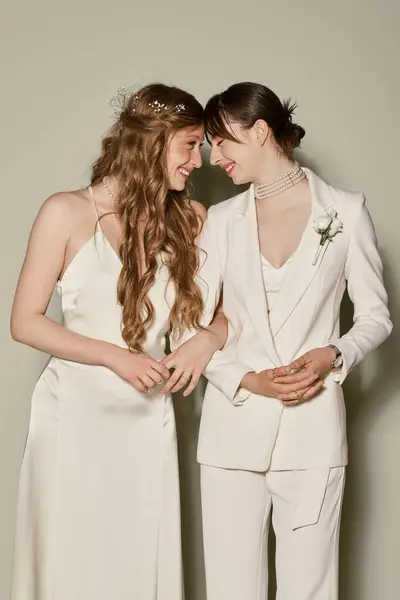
(328, 344), (343, 369)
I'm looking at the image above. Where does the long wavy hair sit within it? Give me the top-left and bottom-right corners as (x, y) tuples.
(91, 83), (204, 353)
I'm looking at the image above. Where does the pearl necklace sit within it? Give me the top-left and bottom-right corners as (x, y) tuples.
(254, 163), (306, 200)
(102, 176), (117, 202)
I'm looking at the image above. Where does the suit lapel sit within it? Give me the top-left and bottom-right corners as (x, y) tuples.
(269, 168), (338, 336)
(233, 187), (282, 366)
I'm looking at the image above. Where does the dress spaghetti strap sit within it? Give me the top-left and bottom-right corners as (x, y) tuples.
(88, 185), (101, 232)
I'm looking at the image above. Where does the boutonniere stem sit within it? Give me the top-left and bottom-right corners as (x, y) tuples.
(312, 208), (343, 266)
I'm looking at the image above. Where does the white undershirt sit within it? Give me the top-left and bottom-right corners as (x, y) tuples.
(261, 253), (294, 312)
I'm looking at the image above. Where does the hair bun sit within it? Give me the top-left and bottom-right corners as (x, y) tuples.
(286, 122), (306, 149)
(280, 99), (306, 152)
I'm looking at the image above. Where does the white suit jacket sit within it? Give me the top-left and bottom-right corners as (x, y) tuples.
(174, 169), (392, 472)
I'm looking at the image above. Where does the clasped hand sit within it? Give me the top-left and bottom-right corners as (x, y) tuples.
(244, 346), (337, 406)
(108, 328), (220, 396)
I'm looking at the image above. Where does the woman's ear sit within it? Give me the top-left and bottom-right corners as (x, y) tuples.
(253, 119), (269, 146)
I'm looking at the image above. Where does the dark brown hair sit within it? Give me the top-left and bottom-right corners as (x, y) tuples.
(91, 83), (204, 352)
(204, 82), (305, 157)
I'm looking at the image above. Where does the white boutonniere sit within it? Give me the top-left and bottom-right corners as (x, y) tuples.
(312, 207), (343, 265)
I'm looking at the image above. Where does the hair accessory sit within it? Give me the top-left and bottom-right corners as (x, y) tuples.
(148, 100), (186, 114)
(148, 100), (167, 113)
(108, 88), (187, 120)
(108, 87), (127, 121)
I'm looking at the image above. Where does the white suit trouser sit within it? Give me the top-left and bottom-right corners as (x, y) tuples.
(201, 465), (345, 600)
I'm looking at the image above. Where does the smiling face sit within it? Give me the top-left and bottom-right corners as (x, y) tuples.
(166, 125), (204, 191)
(209, 120), (267, 185)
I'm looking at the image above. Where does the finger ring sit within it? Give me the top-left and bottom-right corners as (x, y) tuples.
(294, 391), (301, 403)
(272, 368), (277, 378)
(181, 375), (190, 381)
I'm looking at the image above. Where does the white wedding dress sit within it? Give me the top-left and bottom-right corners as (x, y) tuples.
(11, 187), (183, 600)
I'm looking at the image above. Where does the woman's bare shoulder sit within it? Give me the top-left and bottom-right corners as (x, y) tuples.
(190, 199), (207, 223)
(36, 188), (93, 231)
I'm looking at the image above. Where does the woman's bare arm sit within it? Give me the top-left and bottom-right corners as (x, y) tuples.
(10, 193), (170, 391)
(11, 193), (112, 363)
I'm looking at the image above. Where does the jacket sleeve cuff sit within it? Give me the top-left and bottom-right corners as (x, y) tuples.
(232, 386), (252, 406)
(203, 354), (254, 404)
(328, 339), (356, 385)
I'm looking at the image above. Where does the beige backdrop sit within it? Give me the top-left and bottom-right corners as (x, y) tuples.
(1, 1), (399, 598)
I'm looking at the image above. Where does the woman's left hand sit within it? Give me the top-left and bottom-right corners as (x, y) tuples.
(161, 330), (220, 396)
(273, 346), (337, 406)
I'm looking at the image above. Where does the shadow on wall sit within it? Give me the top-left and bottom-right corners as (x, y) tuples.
(173, 382), (206, 600)
(174, 154), (397, 600)
(189, 153), (247, 208)
(339, 252), (398, 600)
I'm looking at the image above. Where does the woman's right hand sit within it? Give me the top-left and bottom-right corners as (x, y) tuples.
(106, 346), (171, 393)
(241, 367), (324, 405)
